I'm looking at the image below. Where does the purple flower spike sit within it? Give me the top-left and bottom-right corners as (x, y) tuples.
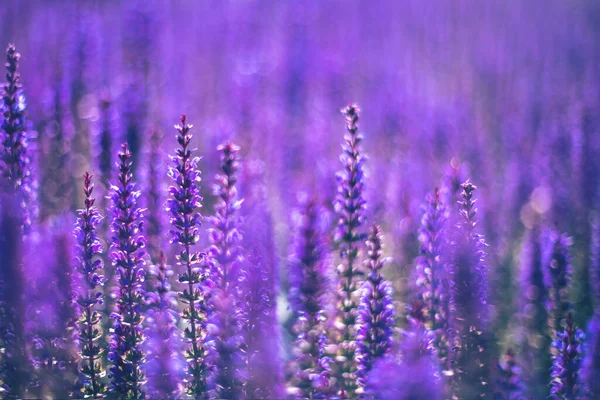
(356, 224), (395, 392)
(550, 313), (584, 400)
(517, 226), (551, 398)
(365, 328), (442, 400)
(74, 172), (107, 398)
(107, 143), (147, 399)
(544, 230), (573, 335)
(207, 141), (246, 399)
(333, 104), (367, 398)
(144, 128), (166, 264)
(145, 252), (181, 399)
(167, 114), (208, 397)
(448, 180), (491, 399)
(416, 188), (451, 370)
(288, 198), (332, 399)
(581, 215), (600, 399)
(1, 44), (37, 231)
(494, 349), (525, 400)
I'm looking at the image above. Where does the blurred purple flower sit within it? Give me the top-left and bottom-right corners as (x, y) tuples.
(415, 188), (451, 371)
(494, 349), (525, 400)
(288, 197), (332, 399)
(333, 104), (367, 398)
(107, 143), (147, 399)
(207, 141), (247, 399)
(167, 114), (208, 397)
(448, 180), (491, 399)
(544, 230), (573, 335)
(0, 192), (28, 397)
(356, 224), (395, 390)
(144, 252), (181, 399)
(517, 226), (551, 398)
(365, 327), (442, 400)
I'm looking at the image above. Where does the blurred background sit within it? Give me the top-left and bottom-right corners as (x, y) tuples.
(2, 0), (600, 343)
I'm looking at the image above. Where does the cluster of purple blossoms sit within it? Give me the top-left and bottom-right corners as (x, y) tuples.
(550, 312), (584, 399)
(207, 141), (247, 399)
(166, 115), (209, 397)
(74, 172), (106, 398)
(107, 143), (147, 399)
(288, 197), (332, 399)
(0, 45), (36, 232)
(448, 181), (491, 399)
(333, 105), (367, 398)
(355, 224), (395, 390)
(144, 252), (180, 399)
(415, 188), (451, 370)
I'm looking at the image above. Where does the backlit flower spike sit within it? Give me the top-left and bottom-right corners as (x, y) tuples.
(356, 224), (395, 392)
(333, 104), (367, 398)
(494, 349), (525, 400)
(288, 197), (332, 399)
(144, 252), (181, 399)
(166, 114), (208, 397)
(550, 313), (584, 400)
(207, 141), (246, 399)
(1, 44), (37, 231)
(107, 143), (147, 399)
(415, 188), (451, 370)
(544, 230), (573, 335)
(74, 172), (107, 398)
(448, 180), (491, 399)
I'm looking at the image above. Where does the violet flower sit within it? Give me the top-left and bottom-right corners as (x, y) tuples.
(239, 160), (284, 400)
(333, 104), (367, 398)
(415, 188), (451, 370)
(144, 129), (166, 264)
(580, 215), (600, 399)
(288, 198), (332, 399)
(107, 143), (147, 399)
(0, 192), (28, 398)
(517, 226), (551, 398)
(550, 312), (584, 400)
(494, 349), (525, 400)
(356, 224), (395, 390)
(365, 327), (442, 400)
(544, 231), (573, 335)
(167, 114), (208, 397)
(448, 180), (491, 399)
(144, 252), (181, 399)
(207, 141), (247, 399)
(1, 44), (37, 231)
(74, 172), (107, 398)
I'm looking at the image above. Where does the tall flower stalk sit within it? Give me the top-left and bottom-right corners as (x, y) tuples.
(288, 198), (332, 399)
(1, 44), (36, 231)
(544, 231), (573, 335)
(581, 215), (600, 398)
(333, 104), (367, 398)
(517, 226), (551, 398)
(448, 180), (491, 399)
(550, 312), (584, 400)
(167, 114), (208, 397)
(356, 224), (395, 392)
(145, 252), (180, 399)
(107, 143), (147, 399)
(494, 349), (524, 400)
(207, 142), (246, 399)
(74, 172), (107, 398)
(416, 188), (451, 370)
